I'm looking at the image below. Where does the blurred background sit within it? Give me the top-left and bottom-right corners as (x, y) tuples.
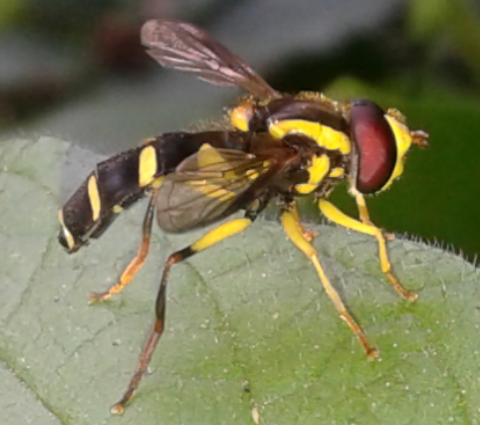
(1, 0), (479, 260)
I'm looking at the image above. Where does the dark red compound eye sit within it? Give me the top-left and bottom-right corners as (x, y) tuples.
(350, 99), (397, 194)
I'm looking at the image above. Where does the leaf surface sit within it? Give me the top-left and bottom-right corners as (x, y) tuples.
(0, 137), (479, 425)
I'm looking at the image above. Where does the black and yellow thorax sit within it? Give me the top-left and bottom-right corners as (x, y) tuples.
(230, 94), (352, 196)
(229, 92), (423, 198)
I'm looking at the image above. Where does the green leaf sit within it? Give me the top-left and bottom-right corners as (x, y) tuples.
(1, 137), (479, 425)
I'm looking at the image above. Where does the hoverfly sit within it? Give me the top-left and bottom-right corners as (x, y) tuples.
(58, 19), (429, 414)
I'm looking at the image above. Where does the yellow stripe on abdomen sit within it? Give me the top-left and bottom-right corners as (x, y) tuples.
(87, 175), (101, 221)
(139, 145), (158, 187)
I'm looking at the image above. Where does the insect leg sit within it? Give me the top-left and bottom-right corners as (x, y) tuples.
(111, 217), (252, 414)
(281, 206), (378, 360)
(291, 202), (317, 242)
(89, 189), (158, 302)
(354, 193), (371, 224)
(354, 193), (394, 241)
(318, 199), (417, 301)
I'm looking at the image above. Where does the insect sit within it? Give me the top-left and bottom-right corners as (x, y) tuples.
(58, 19), (429, 414)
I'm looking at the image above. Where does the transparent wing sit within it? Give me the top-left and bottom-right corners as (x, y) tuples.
(141, 19), (278, 98)
(156, 145), (274, 233)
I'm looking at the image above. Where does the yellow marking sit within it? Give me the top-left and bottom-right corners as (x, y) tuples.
(112, 205), (123, 213)
(382, 114), (413, 191)
(186, 179), (235, 201)
(281, 208), (378, 359)
(199, 143), (212, 152)
(202, 185), (235, 201)
(88, 175), (101, 221)
(198, 144), (227, 168)
(269, 119), (351, 154)
(329, 167), (344, 178)
(308, 155), (330, 183)
(295, 154), (330, 194)
(139, 146), (157, 187)
(151, 176), (165, 188)
(229, 101), (254, 132)
(246, 169), (259, 180)
(212, 188), (236, 202)
(198, 143), (223, 167)
(318, 199), (417, 301)
(197, 143), (238, 180)
(189, 144), (261, 200)
(295, 185), (315, 195)
(191, 218), (251, 252)
(57, 209), (75, 250)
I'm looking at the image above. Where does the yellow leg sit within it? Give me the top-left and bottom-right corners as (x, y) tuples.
(319, 199), (417, 301)
(355, 193), (394, 241)
(355, 193), (371, 224)
(291, 203), (317, 242)
(89, 189), (158, 302)
(111, 217), (252, 414)
(281, 207), (378, 360)
(190, 218), (251, 252)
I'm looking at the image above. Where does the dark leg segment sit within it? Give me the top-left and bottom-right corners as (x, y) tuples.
(111, 218), (251, 414)
(111, 247), (192, 414)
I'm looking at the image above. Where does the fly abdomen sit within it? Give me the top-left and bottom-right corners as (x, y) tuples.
(58, 142), (156, 253)
(58, 131), (255, 252)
